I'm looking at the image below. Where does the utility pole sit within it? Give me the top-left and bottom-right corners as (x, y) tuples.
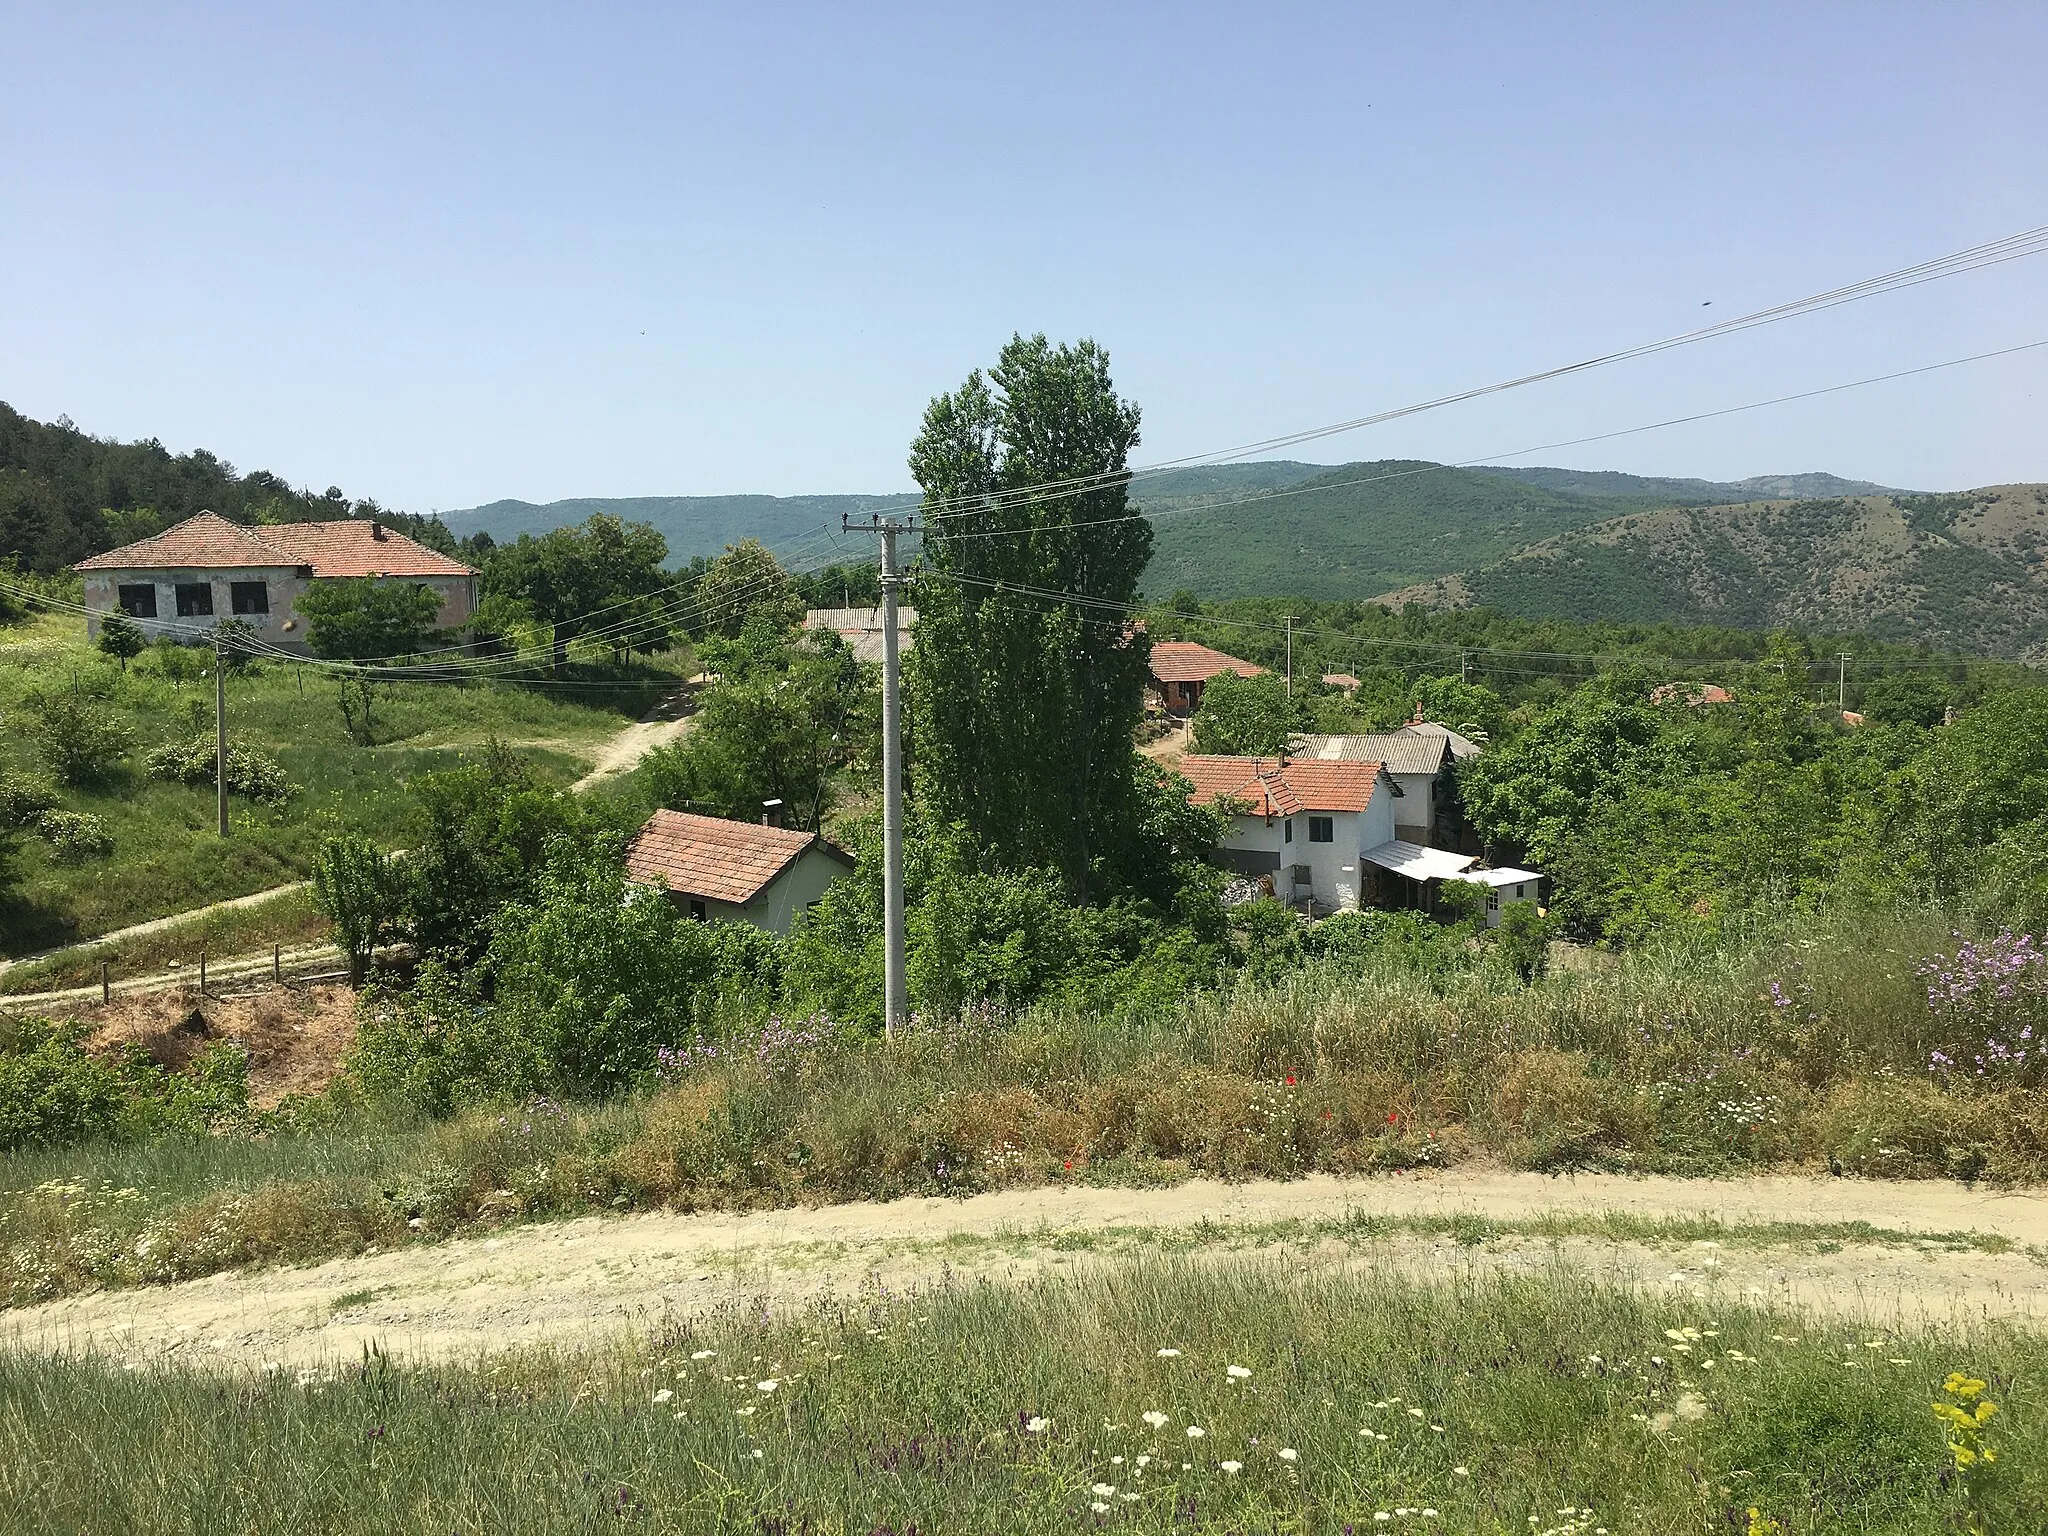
(1460, 650), (1470, 684)
(214, 632), (229, 838)
(1837, 652), (1851, 710)
(846, 512), (915, 1041)
(1284, 616), (1296, 697)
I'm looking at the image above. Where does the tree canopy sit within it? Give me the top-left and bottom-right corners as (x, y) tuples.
(908, 334), (1153, 898)
(485, 513), (669, 667)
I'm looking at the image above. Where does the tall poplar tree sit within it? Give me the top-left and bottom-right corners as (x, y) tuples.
(909, 334), (1152, 897)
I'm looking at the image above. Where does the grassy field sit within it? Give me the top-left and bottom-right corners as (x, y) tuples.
(0, 883), (329, 995)
(0, 613), (685, 953)
(5, 913), (2045, 1308)
(0, 1260), (2037, 1533)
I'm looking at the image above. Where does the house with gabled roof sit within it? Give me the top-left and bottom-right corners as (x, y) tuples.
(1291, 723), (1481, 849)
(1148, 640), (1266, 714)
(1179, 754), (1401, 912)
(74, 511), (477, 650)
(623, 809), (854, 933)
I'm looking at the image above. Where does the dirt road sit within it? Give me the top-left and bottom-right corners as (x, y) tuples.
(7, 1171), (2043, 1370)
(571, 687), (697, 790)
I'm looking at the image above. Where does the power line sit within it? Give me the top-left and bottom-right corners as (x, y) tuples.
(930, 338), (2048, 546)
(916, 223), (2048, 523)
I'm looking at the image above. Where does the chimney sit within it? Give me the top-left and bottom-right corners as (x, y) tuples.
(370, 520), (386, 540)
(761, 798), (785, 827)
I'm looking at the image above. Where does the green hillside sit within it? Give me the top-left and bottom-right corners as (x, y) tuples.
(439, 493), (921, 563)
(1421, 485), (2048, 660)
(1136, 460), (1679, 598)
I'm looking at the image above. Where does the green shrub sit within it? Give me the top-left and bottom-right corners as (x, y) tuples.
(310, 833), (402, 984)
(141, 638), (206, 682)
(35, 809), (113, 863)
(23, 692), (133, 786)
(0, 771), (59, 828)
(142, 733), (293, 803)
(0, 1017), (130, 1152)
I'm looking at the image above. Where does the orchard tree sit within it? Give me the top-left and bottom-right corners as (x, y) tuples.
(691, 538), (804, 639)
(1190, 670), (1300, 757)
(95, 610), (145, 671)
(486, 513), (668, 669)
(295, 578), (443, 662)
(909, 333), (1153, 898)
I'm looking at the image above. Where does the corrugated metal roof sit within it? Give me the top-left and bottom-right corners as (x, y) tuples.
(1465, 865), (1541, 887)
(1359, 839), (1477, 880)
(1293, 732), (1453, 776)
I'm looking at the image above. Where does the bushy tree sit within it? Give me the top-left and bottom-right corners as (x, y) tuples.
(95, 610), (145, 670)
(690, 538), (805, 639)
(295, 578), (444, 662)
(403, 741), (588, 960)
(1190, 670), (1299, 756)
(25, 692), (133, 786)
(311, 834), (404, 984)
(641, 619), (873, 830)
(909, 334), (1152, 899)
(1458, 695), (1670, 869)
(486, 513), (669, 668)
(484, 844), (717, 1095)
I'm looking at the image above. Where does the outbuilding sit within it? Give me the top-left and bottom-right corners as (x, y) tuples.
(623, 809), (854, 934)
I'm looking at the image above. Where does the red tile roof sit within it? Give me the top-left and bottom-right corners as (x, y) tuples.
(75, 512), (475, 578)
(252, 520), (475, 577)
(1149, 640), (1267, 685)
(1177, 755), (1385, 817)
(623, 810), (853, 906)
(73, 512), (279, 571)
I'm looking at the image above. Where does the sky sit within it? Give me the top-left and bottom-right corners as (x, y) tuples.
(4, 2), (2046, 513)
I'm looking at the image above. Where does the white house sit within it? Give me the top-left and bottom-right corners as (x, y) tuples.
(74, 511), (477, 649)
(1462, 865), (1544, 927)
(623, 809), (854, 934)
(1179, 755), (1399, 912)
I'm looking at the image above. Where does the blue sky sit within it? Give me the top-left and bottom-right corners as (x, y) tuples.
(4, 3), (2045, 511)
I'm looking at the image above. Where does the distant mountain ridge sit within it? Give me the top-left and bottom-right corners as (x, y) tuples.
(1384, 485), (2048, 661)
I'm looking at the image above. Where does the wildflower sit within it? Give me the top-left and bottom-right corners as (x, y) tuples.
(1135, 1455), (1151, 1467)
(756, 1380), (778, 1392)
(1219, 1461), (1242, 1474)
(1110, 1456), (1124, 1466)
(1025, 1416), (1051, 1433)
(653, 1389), (673, 1404)
(1453, 1466), (1470, 1476)
(1142, 1411), (1170, 1429)
(1156, 1347), (1182, 1358)
(1226, 1365), (1252, 1379)
(1186, 1425), (1206, 1438)
(1092, 1483), (1116, 1497)
(1277, 1447), (1298, 1461)
(1422, 1513), (1439, 1520)
(1090, 1502), (1109, 1514)
(1406, 1407), (1424, 1418)
(691, 1350), (716, 1360)
(750, 1449), (763, 1459)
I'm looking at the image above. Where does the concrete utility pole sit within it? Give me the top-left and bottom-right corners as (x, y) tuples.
(1284, 615), (1296, 697)
(846, 512), (915, 1041)
(1837, 652), (1851, 710)
(214, 632), (229, 838)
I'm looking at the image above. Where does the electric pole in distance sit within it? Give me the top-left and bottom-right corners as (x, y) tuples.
(1837, 652), (1851, 711)
(1283, 616), (1296, 698)
(845, 511), (915, 1041)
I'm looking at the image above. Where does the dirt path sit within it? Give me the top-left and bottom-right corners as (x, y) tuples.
(8, 1171), (2044, 1370)
(571, 687), (697, 790)
(1, 694), (697, 983)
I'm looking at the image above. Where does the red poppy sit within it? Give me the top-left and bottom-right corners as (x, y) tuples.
(1387, 1110), (1400, 1124)
(1285, 1074), (1298, 1087)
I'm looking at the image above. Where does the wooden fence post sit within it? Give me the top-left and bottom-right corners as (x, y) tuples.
(273, 944), (282, 984)
(199, 949), (207, 996)
(101, 959), (110, 1005)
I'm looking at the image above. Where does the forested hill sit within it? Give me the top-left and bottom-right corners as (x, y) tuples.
(0, 402), (457, 571)
(1387, 486), (2048, 661)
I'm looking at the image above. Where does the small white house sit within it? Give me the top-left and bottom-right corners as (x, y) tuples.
(1179, 755), (1397, 912)
(624, 810), (853, 934)
(1461, 865), (1544, 927)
